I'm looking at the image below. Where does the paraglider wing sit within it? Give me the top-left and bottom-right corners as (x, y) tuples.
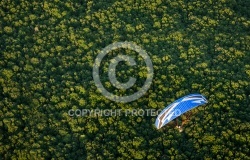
(155, 94), (207, 129)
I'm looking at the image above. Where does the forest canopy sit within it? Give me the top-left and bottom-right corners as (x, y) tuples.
(0, 0), (250, 159)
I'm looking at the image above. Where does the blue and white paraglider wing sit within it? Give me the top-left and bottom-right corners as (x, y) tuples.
(155, 94), (207, 129)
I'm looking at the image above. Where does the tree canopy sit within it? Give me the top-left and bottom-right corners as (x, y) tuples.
(1, 0), (250, 159)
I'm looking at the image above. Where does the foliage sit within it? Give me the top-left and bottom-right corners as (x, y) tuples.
(1, 0), (250, 159)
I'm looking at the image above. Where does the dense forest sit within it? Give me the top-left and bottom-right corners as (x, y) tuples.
(1, 0), (250, 159)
